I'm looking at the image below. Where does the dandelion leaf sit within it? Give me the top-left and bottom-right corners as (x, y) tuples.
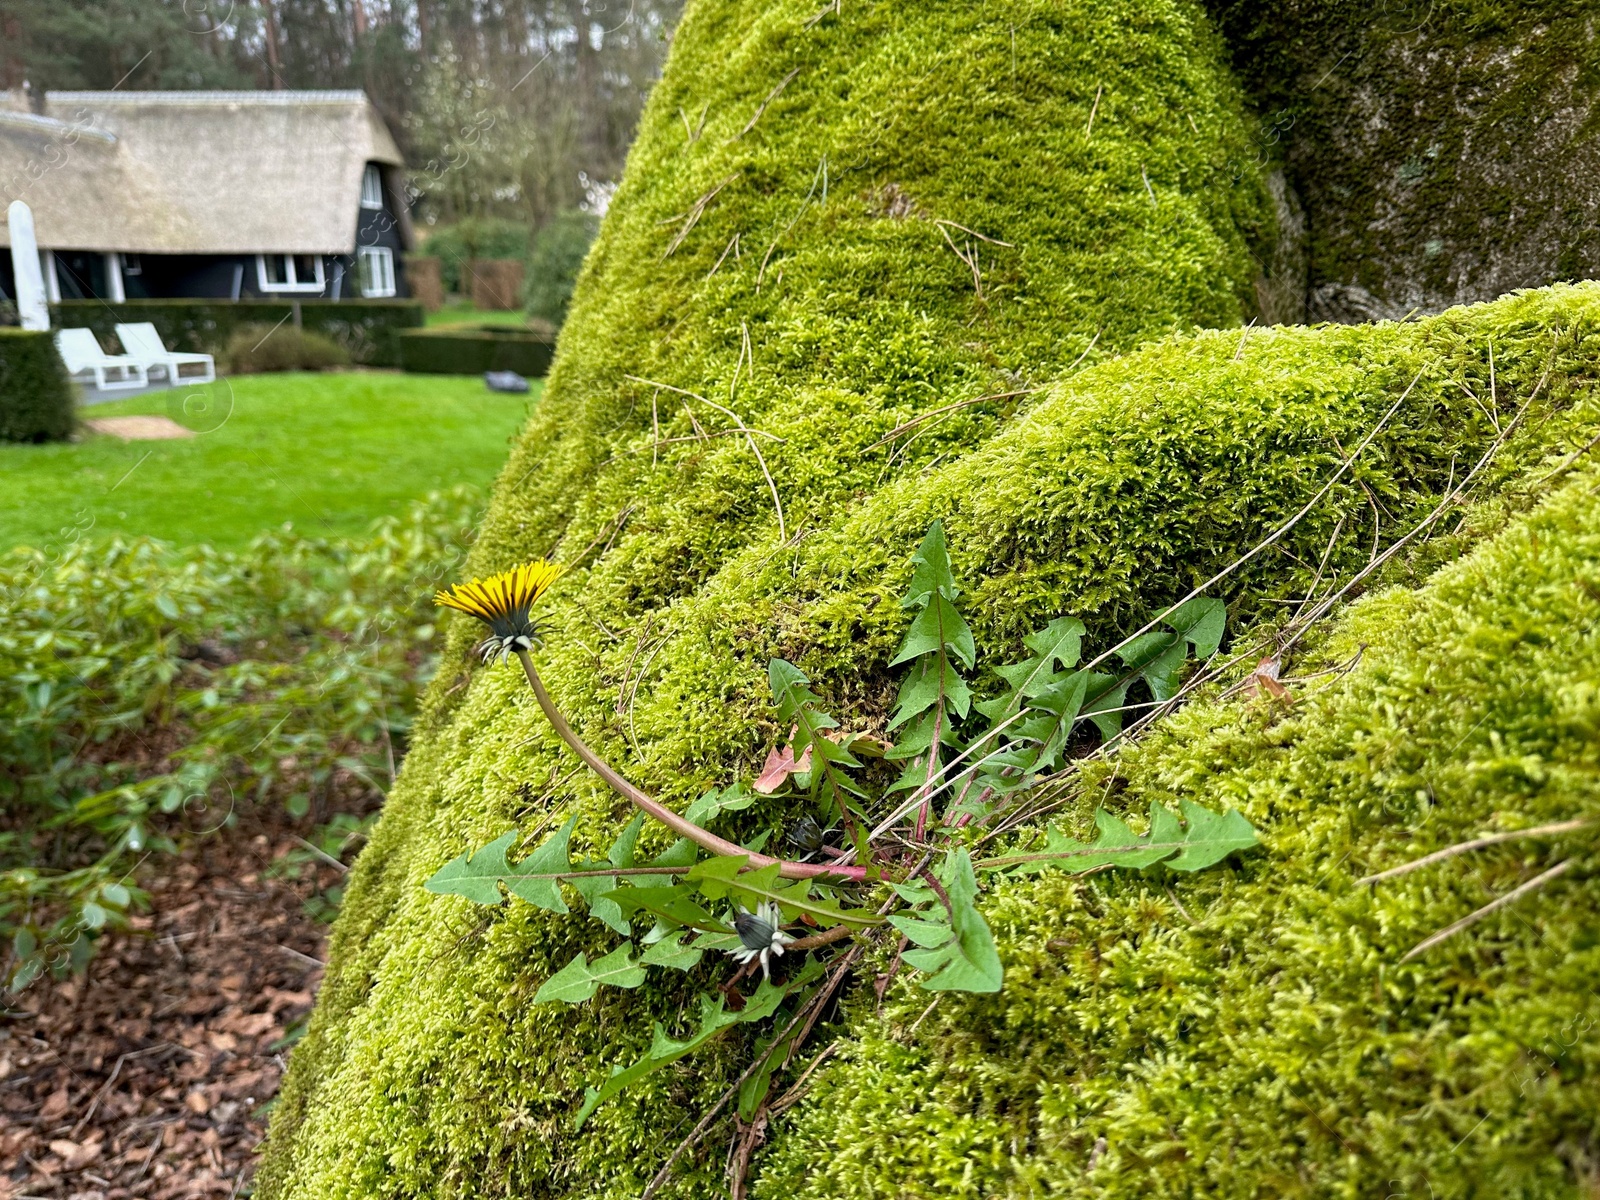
(423, 831), (518, 906)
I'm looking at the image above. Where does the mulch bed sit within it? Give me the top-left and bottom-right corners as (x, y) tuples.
(0, 823), (340, 1200)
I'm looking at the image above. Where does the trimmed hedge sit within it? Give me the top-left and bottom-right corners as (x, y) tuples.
(398, 327), (554, 377)
(0, 329), (74, 443)
(51, 300), (425, 368)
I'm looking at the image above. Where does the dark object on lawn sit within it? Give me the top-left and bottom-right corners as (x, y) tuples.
(0, 328), (75, 443)
(485, 370), (530, 394)
(225, 325), (351, 374)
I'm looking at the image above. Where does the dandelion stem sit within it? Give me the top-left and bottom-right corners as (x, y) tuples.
(514, 650), (868, 883)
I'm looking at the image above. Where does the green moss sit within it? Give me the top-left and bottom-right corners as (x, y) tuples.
(257, 0), (1600, 1194)
(760, 460), (1600, 1199)
(261, 278), (1600, 1198)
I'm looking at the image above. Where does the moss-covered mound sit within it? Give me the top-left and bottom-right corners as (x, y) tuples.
(1208, 0), (1600, 321)
(762, 450), (1600, 1199)
(261, 277), (1600, 1197)
(258, 1), (1600, 1195)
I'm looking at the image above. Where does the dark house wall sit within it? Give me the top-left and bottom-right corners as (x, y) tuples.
(8, 161), (409, 305)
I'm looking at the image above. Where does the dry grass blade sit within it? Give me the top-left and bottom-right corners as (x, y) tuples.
(1398, 859), (1573, 964)
(624, 374), (788, 540)
(1358, 818), (1592, 886)
(734, 67), (801, 140)
(932, 218), (1013, 247)
(1076, 367), (1426, 680)
(758, 155), (827, 288)
(869, 389), (1039, 449)
(1232, 318), (1256, 362)
(707, 232), (741, 279)
(664, 172), (739, 258)
(938, 221), (984, 298)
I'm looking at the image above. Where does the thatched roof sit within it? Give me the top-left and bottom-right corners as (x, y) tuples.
(0, 91), (410, 255)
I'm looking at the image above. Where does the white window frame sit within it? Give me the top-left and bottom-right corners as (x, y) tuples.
(256, 253), (326, 294)
(360, 163), (384, 210)
(356, 245), (396, 298)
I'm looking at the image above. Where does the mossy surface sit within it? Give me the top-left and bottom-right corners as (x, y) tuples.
(761, 458), (1600, 1198)
(261, 279), (1600, 1198)
(257, 0), (1600, 1194)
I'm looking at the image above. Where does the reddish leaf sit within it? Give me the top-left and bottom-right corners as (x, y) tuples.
(1241, 656), (1294, 704)
(753, 744), (811, 794)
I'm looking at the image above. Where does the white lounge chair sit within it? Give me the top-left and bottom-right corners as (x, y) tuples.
(115, 322), (216, 386)
(54, 328), (147, 391)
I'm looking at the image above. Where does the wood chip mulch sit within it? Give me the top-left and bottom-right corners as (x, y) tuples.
(0, 825), (341, 1200)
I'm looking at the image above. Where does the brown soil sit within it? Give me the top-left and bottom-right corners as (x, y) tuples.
(0, 821), (340, 1199)
(82, 417), (195, 441)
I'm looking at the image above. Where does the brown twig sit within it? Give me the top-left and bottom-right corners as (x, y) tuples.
(664, 173), (738, 258)
(707, 232), (741, 279)
(932, 218), (1013, 247)
(623, 374), (787, 540)
(786, 924), (854, 952)
(868, 389), (1040, 449)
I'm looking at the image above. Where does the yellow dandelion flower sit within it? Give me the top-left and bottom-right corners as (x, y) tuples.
(435, 559), (565, 662)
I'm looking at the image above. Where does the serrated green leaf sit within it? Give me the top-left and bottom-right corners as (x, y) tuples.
(901, 850), (1002, 993)
(891, 590), (976, 670)
(1164, 596), (1227, 658)
(423, 831), (518, 905)
(888, 657), (973, 730)
(569, 868), (627, 934)
(685, 784), (756, 826)
(634, 837), (697, 885)
(983, 800), (1260, 876)
(1080, 671), (1130, 740)
(991, 616), (1086, 708)
(901, 519), (958, 608)
(888, 914), (954, 948)
(573, 969), (813, 1128)
(604, 881), (727, 933)
(533, 943), (648, 1005)
(1165, 799), (1259, 870)
(504, 817), (577, 912)
(608, 813), (645, 868)
(738, 1027), (798, 1122)
(640, 930), (703, 970)
(687, 857), (882, 929)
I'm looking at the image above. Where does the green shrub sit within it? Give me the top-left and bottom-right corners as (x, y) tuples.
(422, 217), (532, 294)
(224, 324), (352, 374)
(398, 327), (554, 376)
(0, 329), (74, 443)
(53, 300), (425, 368)
(524, 210), (600, 326)
(0, 488), (483, 989)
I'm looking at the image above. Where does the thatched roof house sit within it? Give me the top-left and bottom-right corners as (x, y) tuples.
(0, 90), (413, 304)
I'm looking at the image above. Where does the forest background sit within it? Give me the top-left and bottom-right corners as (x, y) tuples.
(0, 0), (685, 272)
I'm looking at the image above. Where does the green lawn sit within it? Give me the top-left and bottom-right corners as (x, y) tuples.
(425, 301), (535, 329)
(0, 372), (534, 551)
